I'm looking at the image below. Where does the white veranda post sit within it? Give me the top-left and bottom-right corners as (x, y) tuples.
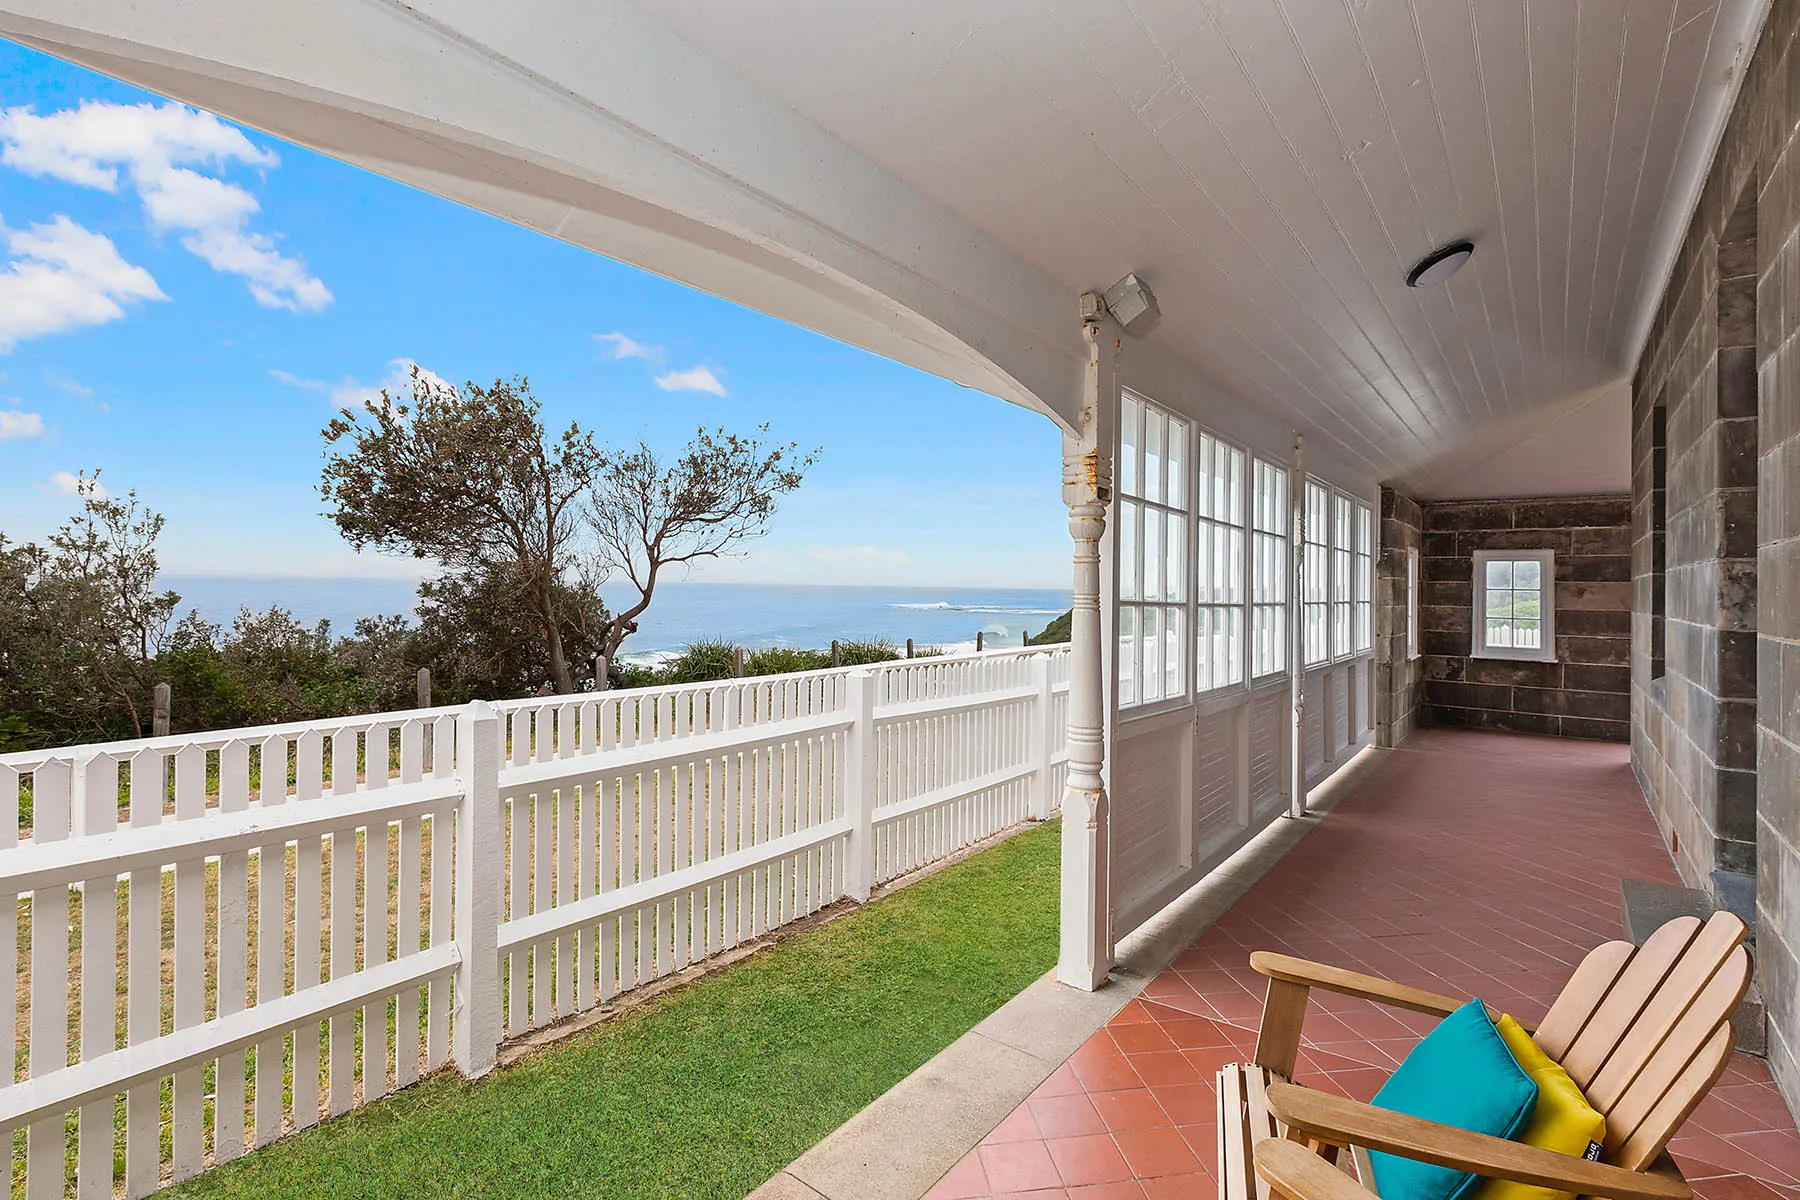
(1058, 320), (1116, 992)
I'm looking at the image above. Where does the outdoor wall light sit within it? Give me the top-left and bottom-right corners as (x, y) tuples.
(1406, 239), (1475, 287)
(1081, 272), (1161, 337)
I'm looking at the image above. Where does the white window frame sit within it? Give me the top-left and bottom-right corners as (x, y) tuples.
(1250, 457), (1289, 680)
(1406, 546), (1421, 661)
(1195, 430), (1248, 695)
(1301, 479), (1330, 667)
(1352, 500), (1373, 654)
(1471, 549), (1557, 663)
(1116, 392), (1190, 710)
(1330, 490), (1354, 661)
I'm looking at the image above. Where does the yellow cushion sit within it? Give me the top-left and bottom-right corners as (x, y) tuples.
(1470, 1015), (1608, 1200)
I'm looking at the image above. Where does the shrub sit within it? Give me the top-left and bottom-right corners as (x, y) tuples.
(745, 647), (830, 676)
(835, 638), (901, 666)
(659, 638), (741, 684)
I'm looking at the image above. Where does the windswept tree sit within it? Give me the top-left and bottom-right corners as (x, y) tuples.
(320, 372), (604, 693)
(589, 426), (815, 662)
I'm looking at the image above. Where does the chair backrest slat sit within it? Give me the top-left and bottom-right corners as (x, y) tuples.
(1534, 940), (1636, 1061)
(1586, 913), (1749, 1113)
(1602, 946), (1750, 1154)
(1558, 917), (1703, 1087)
(1616, 1023), (1736, 1171)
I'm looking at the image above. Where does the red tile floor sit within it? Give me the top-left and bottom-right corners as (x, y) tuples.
(926, 727), (1800, 1200)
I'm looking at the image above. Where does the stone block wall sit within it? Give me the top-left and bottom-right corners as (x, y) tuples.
(1417, 496), (1631, 741)
(1374, 486), (1422, 748)
(1629, 0), (1797, 1106)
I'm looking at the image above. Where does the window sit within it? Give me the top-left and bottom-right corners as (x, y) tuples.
(1353, 500), (1373, 653)
(1406, 546), (1421, 661)
(1330, 492), (1354, 659)
(1117, 393), (1188, 707)
(1472, 549), (1556, 662)
(1250, 458), (1289, 678)
(1195, 432), (1246, 692)
(1302, 480), (1329, 666)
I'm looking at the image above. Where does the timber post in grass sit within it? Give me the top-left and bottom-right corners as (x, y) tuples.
(732, 647), (745, 678)
(453, 700), (503, 1077)
(417, 667), (431, 709)
(593, 654), (609, 692)
(152, 683), (170, 738)
(976, 631), (984, 652)
(1058, 318), (1115, 993)
(831, 640), (841, 668)
(906, 638), (914, 659)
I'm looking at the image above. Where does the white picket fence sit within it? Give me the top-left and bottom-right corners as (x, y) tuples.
(0, 645), (1069, 1198)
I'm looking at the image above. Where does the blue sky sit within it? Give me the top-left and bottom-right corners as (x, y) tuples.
(0, 40), (1069, 589)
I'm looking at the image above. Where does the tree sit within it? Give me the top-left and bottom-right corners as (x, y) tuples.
(320, 372), (603, 693)
(588, 426), (816, 661)
(408, 563), (608, 701)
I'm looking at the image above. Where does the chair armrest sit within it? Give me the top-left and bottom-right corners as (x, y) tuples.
(1265, 1084), (1690, 1200)
(1255, 1137), (1379, 1200)
(1249, 952), (1538, 1033)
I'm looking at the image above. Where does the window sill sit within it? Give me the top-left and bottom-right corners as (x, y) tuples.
(1471, 648), (1558, 664)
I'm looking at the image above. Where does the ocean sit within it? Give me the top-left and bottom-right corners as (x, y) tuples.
(161, 576), (1072, 663)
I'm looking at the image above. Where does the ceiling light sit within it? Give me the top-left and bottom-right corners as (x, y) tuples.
(1406, 240), (1474, 288)
(1081, 273), (1161, 337)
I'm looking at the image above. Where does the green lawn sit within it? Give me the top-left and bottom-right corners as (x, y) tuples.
(170, 819), (1062, 1200)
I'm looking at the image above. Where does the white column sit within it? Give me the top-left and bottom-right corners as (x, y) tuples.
(844, 668), (878, 902)
(453, 699), (503, 1077)
(1058, 320), (1116, 992)
(1289, 435), (1307, 818)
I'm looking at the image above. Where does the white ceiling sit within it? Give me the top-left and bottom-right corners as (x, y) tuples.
(630, 0), (1762, 493)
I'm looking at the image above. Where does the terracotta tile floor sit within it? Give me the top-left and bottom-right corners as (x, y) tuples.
(927, 727), (1800, 1200)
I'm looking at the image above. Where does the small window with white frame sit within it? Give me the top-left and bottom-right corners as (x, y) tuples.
(1406, 546), (1421, 661)
(1301, 480), (1330, 666)
(1195, 431), (1247, 692)
(1472, 549), (1556, 661)
(1250, 458), (1289, 678)
(1330, 492), (1354, 658)
(1352, 500), (1373, 653)
(1117, 393), (1189, 708)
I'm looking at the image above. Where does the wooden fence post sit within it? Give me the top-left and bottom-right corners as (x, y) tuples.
(417, 668), (431, 709)
(593, 654), (609, 692)
(905, 638), (914, 659)
(1029, 654), (1055, 821)
(732, 647), (745, 678)
(975, 631), (984, 652)
(453, 700), (503, 1078)
(844, 669), (878, 902)
(152, 683), (171, 737)
(831, 640), (841, 668)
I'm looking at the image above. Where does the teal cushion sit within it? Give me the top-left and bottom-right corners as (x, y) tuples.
(1367, 1000), (1539, 1200)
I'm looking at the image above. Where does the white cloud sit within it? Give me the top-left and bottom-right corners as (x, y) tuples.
(595, 331), (662, 362)
(0, 101), (331, 313)
(0, 408), (45, 440)
(654, 365), (727, 397)
(270, 358), (453, 410)
(42, 370), (91, 396)
(44, 470), (105, 500)
(267, 367), (327, 392)
(0, 214), (166, 351)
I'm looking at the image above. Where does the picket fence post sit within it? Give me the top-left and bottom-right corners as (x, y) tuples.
(453, 699), (503, 1078)
(1029, 653), (1055, 820)
(844, 668), (878, 902)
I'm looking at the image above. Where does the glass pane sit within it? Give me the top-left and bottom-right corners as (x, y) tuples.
(1118, 606), (1138, 707)
(1166, 419), (1187, 510)
(1515, 620), (1541, 649)
(1119, 502), (1138, 601)
(1515, 559), (1542, 590)
(1226, 529), (1245, 605)
(1144, 507), (1164, 602)
(1144, 408), (1165, 505)
(1165, 515), (1186, 603)
(1164, 607), (1185, 697)
(1514, 589), (1541, 622)
(1485, 619), (1511, 648)
(1120, 397), (1142, 499)
(1141, 606), (1163, 702)
(1194, 433), (1214, 519)
(1486, 590), (1513, 619)
(1486, 559), (1513, 590)
(1194, 606), (1211, 692)
(1226, 446), (1246, 525)
(1195, 521), (1213, 603)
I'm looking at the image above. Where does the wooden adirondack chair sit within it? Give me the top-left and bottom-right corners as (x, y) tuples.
(1216, 910), (1751, 1200)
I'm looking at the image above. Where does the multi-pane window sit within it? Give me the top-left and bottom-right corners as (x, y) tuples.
(1406, 546), (1421, 661)
(1195, 432), (1246, 692)
(1117, 393), (1188, 707)
(1330, 493), (1354, 659)
(1302, 480), (1330, 665)
(1353, 500), (1373, 653)
(1473, 549), (1557, 662)
(1250, 458), (1289, 678)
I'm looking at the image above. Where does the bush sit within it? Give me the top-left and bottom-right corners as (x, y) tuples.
(659, 638), (741, 684)
(1026, 610), (1071, 645)
(745, 647), (830, 676)
(835, 638), (901, 666)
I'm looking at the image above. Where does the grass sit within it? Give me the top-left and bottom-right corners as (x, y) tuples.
(165, 818), (1062, 1200)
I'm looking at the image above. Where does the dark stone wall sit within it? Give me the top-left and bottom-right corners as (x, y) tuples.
(1374, 486), (1422, 748)
(1417, 496), (1631, 741)
(1629, 0), (1798, 1105)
